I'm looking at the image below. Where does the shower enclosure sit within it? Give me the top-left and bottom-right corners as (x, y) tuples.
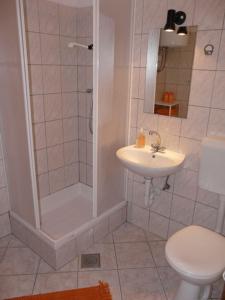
(24, 0), (94, 240)
(0, 0), (132, 268)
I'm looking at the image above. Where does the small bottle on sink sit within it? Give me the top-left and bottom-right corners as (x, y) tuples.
(136, 128), (145, 148)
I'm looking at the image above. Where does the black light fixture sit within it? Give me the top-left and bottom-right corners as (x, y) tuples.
(177, 26), (188, 35)
(164, 9), (176, 32)
(164, 9), (186, 32)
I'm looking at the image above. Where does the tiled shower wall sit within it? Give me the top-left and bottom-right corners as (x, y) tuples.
(0, 134), (10, 238)
(24, 0), (93, 199)
(128, 0), (225, 239)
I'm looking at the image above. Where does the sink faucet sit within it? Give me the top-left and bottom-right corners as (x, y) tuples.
(149, 130), (166, 153)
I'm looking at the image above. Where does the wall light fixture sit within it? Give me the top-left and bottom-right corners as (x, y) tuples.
(177, 26), (188, 36)
(164, 9), (186, 32)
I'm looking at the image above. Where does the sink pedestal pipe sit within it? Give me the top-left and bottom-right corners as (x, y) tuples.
(144, 176), (170, 207)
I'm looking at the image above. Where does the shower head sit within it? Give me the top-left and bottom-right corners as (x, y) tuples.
(68, 41), (93, 50)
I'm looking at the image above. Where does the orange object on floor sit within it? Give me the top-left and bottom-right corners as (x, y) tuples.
(6, 281), (112, 300)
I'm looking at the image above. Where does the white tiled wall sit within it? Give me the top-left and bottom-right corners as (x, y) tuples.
(128, 0), (225, 239)
(24, 0), (93, 199)
(0, 134), (10, 238)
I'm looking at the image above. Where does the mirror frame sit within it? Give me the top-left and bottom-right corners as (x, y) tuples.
(144, 27), (197, 118)
(144, 29), (160, 113)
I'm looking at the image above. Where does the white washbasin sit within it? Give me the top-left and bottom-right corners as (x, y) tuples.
(116, 145), (185, 178)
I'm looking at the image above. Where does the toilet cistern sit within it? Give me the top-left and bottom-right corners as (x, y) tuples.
(199, 136), (225, 233)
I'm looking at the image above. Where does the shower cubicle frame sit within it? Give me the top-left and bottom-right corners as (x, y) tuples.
(8, 0), (131, 268)
(15, 0), (99, 233)
(16, 0), (41, 229)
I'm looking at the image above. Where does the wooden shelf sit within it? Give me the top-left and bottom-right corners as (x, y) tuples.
(155, 101), (179, 117)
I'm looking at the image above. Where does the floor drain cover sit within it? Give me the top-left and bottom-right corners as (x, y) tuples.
(81, 253), (101, 268)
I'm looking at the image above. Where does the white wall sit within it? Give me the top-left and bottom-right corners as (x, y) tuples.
(128, 0), (225, 238)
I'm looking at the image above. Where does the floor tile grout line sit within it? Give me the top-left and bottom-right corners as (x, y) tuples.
(112, 232), (124, 300)
(155, 266), (170, 300)
(146, 242), (168, 300)
(76, 270), (78, 289)
(37, 269), (79, 275)
(0, 245), (8, 263)
(0, 234), (12, 263)
(7, 245), (29, 249)
(145, 239), (157, 269)
(77, 255), (80, 288)
(32, 257), (41, 295)
(114, 239), (160, 244)
(0, 265), (171, 278)
(36, 257), (42, 274)
(0, 273), (42, 277)
(126, 220), (167, 242)
(0, 265), (172, 278)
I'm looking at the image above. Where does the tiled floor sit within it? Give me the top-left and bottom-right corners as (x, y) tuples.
(0, 223), (223, 299)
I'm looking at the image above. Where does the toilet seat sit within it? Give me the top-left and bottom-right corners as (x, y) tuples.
(165, 225), (225, 285)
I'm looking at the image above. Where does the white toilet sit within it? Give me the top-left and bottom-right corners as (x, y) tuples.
(165, 136), (225, 300)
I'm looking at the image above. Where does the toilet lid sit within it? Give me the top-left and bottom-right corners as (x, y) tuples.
(165, 225), (225, 282)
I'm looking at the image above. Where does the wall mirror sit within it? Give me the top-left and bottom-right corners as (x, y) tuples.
(144, 26), (197, 118)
